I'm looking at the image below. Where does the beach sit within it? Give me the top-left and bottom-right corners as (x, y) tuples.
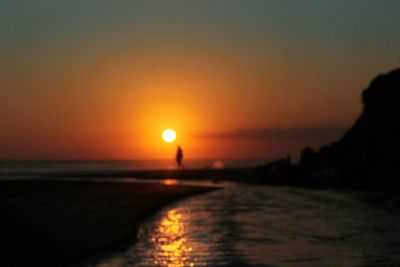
(0, 179), (217, 267)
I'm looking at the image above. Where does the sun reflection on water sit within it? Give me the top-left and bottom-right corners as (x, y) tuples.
(151, 209), (199, 267)
(162, 179), (179, 186)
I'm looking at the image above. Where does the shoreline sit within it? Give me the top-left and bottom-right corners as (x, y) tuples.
(0, 179), (219, 267)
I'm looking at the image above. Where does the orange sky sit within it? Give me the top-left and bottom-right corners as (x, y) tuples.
(0, 45), (372, 160)
(1, 1), (399, 160)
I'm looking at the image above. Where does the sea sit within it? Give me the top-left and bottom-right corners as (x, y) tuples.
(0, 159), (270, 178)
(3, 159), (400, 266)
(88, 183), (400, 267)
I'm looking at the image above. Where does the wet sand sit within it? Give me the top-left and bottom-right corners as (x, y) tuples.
(0, 180), (217, 267)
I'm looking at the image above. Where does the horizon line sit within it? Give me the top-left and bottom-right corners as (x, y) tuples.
(0, 157), (275, 162)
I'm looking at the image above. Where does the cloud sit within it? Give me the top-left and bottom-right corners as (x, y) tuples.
(196, 127), (347, 142)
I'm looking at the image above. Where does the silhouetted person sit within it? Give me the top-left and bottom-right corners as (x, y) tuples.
(176, 145), (184, 170)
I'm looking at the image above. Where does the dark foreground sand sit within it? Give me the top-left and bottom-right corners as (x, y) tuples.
(0, 180), (217, 267)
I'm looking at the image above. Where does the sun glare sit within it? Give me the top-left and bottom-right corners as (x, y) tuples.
(162, 129), (176, 143)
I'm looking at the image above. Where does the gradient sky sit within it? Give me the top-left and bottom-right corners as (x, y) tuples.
(1, 0), (400, 160)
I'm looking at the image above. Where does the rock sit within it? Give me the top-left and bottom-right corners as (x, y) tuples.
(299, 147), (317, 165)
(298, 68), (400, 190)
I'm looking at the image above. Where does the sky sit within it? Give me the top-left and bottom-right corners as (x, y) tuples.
(1, 0), (400, 160)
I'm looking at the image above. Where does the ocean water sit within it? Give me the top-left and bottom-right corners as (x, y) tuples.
(89, 184), (400, 267)
(0, 159), (269, 178)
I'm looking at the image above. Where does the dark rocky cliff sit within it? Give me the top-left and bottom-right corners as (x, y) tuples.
(258, 68), (400, 190)
(297, 68), (400, 189)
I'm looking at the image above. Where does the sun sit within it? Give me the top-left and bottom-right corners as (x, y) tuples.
(162, 129), (176, 143)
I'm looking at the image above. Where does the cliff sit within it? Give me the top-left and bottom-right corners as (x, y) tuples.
(297, 68), (400, 189)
